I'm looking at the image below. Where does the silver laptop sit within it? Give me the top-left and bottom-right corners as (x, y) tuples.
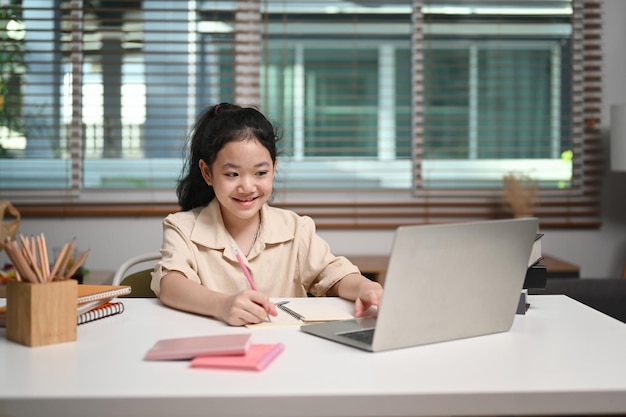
(300, 217), (538, 352)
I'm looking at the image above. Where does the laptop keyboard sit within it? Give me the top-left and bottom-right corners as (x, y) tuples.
(338, 328), (375, 345)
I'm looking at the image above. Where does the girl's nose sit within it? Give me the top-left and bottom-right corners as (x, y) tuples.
(238, 175), (254, 191)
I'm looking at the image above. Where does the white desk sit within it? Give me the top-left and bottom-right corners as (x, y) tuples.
(2, 295), (626, 417)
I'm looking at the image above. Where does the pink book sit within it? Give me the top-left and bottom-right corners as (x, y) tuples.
(190, 343), (285, 371)
(144, 333), (251, 361)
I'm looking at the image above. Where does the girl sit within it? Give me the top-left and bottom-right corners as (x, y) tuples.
(151, 103), (383, 326)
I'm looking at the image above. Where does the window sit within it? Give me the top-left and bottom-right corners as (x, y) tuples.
(417, 5), (573, 189)
(413, 0), (602, 228)
(0, 0), (602, 228)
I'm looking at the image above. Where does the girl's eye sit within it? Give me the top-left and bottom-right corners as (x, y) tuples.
(256, 171), (269, 177)
(225, 172), (239, 178)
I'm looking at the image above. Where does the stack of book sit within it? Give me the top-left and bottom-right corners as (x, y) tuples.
(144, 333), (284, 371)
(524, 233), (546, 288)
(77, 284), (131, 325)
(518, 233), (545, 314)
(0, 283), (130, 328)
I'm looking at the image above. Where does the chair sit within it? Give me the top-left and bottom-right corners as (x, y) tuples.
(112, 252), (161, 298)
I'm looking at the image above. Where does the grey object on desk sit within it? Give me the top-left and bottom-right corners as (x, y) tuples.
(112, 252), (160, 298)
(302, 217), (538, 352)
(529, 278), (626, 323)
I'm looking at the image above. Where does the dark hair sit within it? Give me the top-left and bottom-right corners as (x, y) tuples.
(176, 103), (280, 211)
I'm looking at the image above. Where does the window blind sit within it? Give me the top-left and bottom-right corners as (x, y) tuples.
(1, 0), (257, 193)
(1, 0), (602, 229)
(407, 0), (601, 228)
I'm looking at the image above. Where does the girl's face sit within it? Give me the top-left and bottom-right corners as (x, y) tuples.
(200, 137), (276, 226)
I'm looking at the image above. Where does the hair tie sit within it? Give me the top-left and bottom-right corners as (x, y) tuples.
(214, 104), (220, 114)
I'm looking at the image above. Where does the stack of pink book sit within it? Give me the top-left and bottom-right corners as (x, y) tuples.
(143, 333), (284, 371)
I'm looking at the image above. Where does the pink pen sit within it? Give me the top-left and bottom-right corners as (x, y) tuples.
(231, 244), (257, 290)
(231, 244), (270, 321)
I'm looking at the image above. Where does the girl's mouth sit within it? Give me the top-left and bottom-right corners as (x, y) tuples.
(234, 196), (258, 206)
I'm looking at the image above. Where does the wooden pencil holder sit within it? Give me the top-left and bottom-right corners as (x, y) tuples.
(6, 279), (78, 347)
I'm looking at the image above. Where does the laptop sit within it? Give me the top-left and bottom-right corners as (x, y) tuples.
(300, 217), (538, 352)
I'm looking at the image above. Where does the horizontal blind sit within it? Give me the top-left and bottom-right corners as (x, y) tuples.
(260, 0), (414, 192)
(69, 0), (84, 194)
(1, 1), (74, 195)
(235, 0), (261, 107)
(4, 0), (603, 230)
(411, 0), (602, 228)
(0, 0), (253, 192)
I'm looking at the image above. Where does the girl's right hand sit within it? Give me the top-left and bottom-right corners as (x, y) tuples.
(219, 290), (277, 326)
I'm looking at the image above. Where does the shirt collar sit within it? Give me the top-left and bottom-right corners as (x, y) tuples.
(190, 199), (295, 256)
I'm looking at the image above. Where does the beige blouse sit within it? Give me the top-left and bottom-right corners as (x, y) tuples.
(151, 200), (359, 297)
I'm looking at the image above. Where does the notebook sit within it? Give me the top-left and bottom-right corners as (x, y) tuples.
(77, 284), (131, 305)
(144, 333), (252, 361)
(245, 299), (354, 328)
(77, 301), (125, 325)
(300, 217), (538, 352)
(190, 343), (285, 371)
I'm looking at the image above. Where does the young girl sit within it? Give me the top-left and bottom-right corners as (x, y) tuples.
(151, 103), (383, 326)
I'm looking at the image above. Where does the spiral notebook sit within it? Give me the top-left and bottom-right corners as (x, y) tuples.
(78, 301), (125, 325)
(77, 284), (131, 305)
(246, 298), (353, 328)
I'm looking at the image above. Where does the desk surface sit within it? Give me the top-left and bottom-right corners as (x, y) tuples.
(2, 295), (626, 417)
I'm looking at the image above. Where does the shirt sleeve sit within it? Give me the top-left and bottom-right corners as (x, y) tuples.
(150, 213), (202, 296)
(296, 216), (360, 297)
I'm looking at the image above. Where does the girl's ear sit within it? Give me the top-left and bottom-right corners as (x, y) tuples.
(199, 160), (212, 186)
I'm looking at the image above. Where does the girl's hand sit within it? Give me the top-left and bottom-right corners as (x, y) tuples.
(328, 272), (384, 318)
(354, 282), (383, 318)
(219, 290), (277, 326)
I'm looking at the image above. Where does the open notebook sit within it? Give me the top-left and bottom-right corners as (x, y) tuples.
(301, 218), (538, 352)
(246, 298), (353, 328)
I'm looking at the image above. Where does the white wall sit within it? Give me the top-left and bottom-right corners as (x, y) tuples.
(4, 0), (626, 278)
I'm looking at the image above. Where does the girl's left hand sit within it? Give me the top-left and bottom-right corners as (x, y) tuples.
(354, 283), (383, 318)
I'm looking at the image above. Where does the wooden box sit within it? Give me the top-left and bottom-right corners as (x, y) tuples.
(6, 280), (78, 347)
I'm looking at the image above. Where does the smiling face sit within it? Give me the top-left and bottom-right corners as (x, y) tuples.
(200, 136), (276, 228)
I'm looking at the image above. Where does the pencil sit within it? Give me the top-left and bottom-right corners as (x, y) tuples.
(39, 233), (51, 281)
(49, 241), (69, 280)
(64, 249), (90, 280)
(4, 238), (37, 283)
(57, 238), (76, 280)
(19, 234), (44, 283)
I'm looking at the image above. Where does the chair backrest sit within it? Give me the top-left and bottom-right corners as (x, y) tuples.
(112, 252), (161, 298)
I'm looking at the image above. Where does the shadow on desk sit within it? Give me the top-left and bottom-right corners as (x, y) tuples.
(529, 278), (626, 323)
